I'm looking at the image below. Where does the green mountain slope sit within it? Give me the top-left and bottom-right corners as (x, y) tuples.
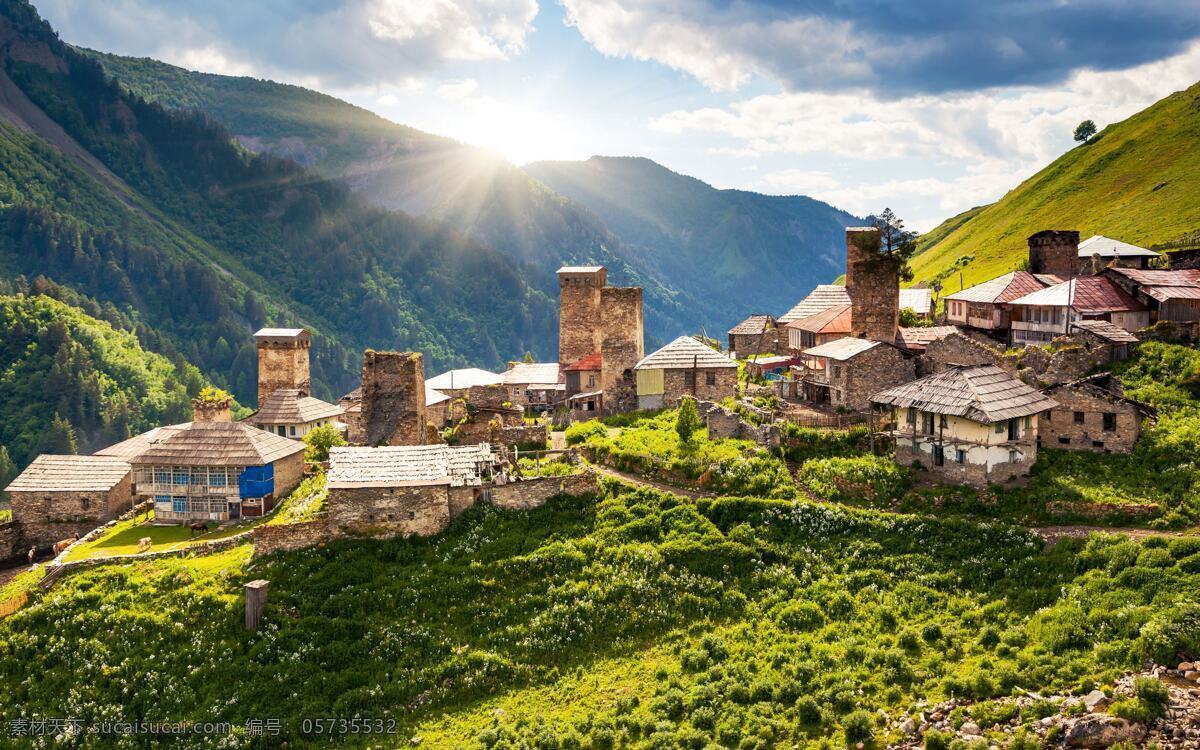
(0, 0), (556, 409)
(524, 156), (859, 328)
(911, 81), (1200, 288)
(0, 289), (207, 468)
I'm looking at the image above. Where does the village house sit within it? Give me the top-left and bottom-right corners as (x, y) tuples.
(785, 304), (851, 351)
(1078, 235), (1159, 272)
(634, 336), (738, 410)
(3, 455), (134, 549)
(246, 390), (344, 439)
(500, 362), (563, 411)
(326, 443), (500, 536)
(1101, 267), (1200, 323)
(425, 368), (504, 400)
(727, 314), (779, 357)
(799, 338), (914, 412)
(898, 288), (933, 320)
(1069, 320), (1139, 363)
(743, 355), (805, 381)
(96, 395), (304, 523)
(778, 284), (850, 326)
(872, 364), (1059, 487)
(943, 271), (1057, 336)
(1039, 374), (1153, 454)
(894, 326), (960, 354)
(563, 351), (603, 415)
(1008, 276), (1149, 347)
(248, 327), (344, 438)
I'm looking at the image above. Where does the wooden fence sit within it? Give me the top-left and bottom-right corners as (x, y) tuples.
(781, 412), (872, 430)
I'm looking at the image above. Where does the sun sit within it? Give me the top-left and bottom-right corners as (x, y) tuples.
(452, 98), (577, 165)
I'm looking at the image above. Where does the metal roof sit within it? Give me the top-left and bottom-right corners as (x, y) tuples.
(246, 390), (344, 425)
(425, 386), (450, 406)
(872, 365), (1059, 423)
(425, 368), (504, 390)
(1077, 235), (1159, 258)
(1070, 320), (1139, 344)
(778, 285), (851, 323)
(1105, 268), (1200, 286)
(563, 352), (602, 372)
(788, 304), (851, 334)
(728, 314), (776, 335)
(1142, 285), (1200, 302)
(328, 444), (497, 488)
(899, 288), (933, 315)
(95, 421), (304, 466)
(6, 455), (130, 493)
(635, 336), (738, 370)
(557, 265), (605, 274)
(501, 362), (561, 386)
(1008, 277), (1146, 313)
(253, 327), (307, 338)
(944, 271), (1051, 304)
(802, 337), (880, 361)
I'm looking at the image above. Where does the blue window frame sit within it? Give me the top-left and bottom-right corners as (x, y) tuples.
(209, 468), (227, 487)
(154, 495), (171, 509)
(173, 467), (189, 485)
(172, 497), (187, 513)
(154, 468), (171, 485)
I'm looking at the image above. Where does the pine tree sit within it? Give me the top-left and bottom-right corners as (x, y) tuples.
(43, 413), (78, 455)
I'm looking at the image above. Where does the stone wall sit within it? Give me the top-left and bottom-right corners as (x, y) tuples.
(845, 227), (899, 343)
(0, 523), (16, 561)
(361, 350), (427, 446)
(830, 344), (914, 411)
(490, 472), (600, 511)
(327, 484), (450, 536)
(272, 452), (306, 500)
(896, 439), (1036, 488)
(1011, 334), (1113, 387)
(257, 335), (311, 407)
(10, 471), (133, 549)
(599, 286), (644, 413)
(662, 367), (739, 404)
(252, 519), (343, 558)
(559, 268), (606, 366)
(467, 383), (517, 410)
(698, 400), (781, 447)
(1028, 230), (1079, 279)
(1139, 319), (1199, 344)
(919, 333), (1004, 375)
(729, 331), (779, 358)
(1039, 387), (1141, 454)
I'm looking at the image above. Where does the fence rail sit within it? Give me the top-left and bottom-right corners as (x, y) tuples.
(781, 413), (871, 430)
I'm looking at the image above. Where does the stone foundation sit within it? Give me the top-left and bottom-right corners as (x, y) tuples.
(252, 519), (343, 557)
(490, 472), (600, 511)
(327, 484), (453, 537)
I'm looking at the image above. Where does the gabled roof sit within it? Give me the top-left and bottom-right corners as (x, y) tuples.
(1105, 268), (1200, 286)
(899, 288), (933, 315)
(945, 271), (1052, 304)
(327, 444), (497, 489)
(557, 265), (604, 274)
(895, 326), (960, 351)
(5, 455), (130, 493)
(1078, 235), (1159, 258)
(871, 365), (1058, 423)
(778, 284), (851, 323)
(1070, 320), (1139, 344)
(502, 362), (561, 386)
(95, 422), (304, 466)
(788, 304), (851, 334)
(635, 336), (738, 370)
(425, 386), (450, 406)
(246, 390), (344, 426)
(728, 314), (776, 335)
(1008, 277), (1146, 313)
(1142, 285), (1200, 302)
(563, 352), (602, 372)
(425, 368), (503, 391)
(803, 337), (880, 361)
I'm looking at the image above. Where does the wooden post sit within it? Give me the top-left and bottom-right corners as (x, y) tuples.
(245, 579), (269, 631)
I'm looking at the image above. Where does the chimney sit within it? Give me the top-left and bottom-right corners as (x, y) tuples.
(1027, 230), (1080, 278)
(844, 227), (899, 343)
(192, 394), (233, 423)
(254, 328), (312, 407)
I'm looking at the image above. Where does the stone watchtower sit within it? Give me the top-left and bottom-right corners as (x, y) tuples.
(1028, 230), (1080, 279)
(192, 394), (233, 423)
(599, 286), (644, 412)
(558, 266), (607, 367)
(844, 227), (899, 343)
(254, 328), (312, 408)
(361, 350), (427, 447)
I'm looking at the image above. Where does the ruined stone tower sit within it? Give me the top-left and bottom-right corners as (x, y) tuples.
(192, 394), (233, 423)
(558, 266), (607, 367)
(255, 328), (311, 408)
(361, 350), (427, 446)
(599, 286), (644, 412)
(844, 227), (899, 343)
(1028, 230), (1079, 279)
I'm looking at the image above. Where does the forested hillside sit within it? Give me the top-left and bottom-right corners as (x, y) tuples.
(0, 288), (205, 471)
(0, 0), (556, 413)
(910, 80), (1200, 289)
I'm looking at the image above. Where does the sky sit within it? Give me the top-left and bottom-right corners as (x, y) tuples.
(34, 0), (1200, 231)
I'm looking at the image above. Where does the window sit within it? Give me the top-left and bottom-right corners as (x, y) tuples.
(1009, 449), (1019, 464)
(955, 449), (966, 464)
(1093, 441), (1105, 449)
(833, 366), (842, 379)
(1073, 411), (1085, 424)
(1103, 412), (1116, 431)
(684, 371), (696, 388)
(1007, 419), (1019, 441)
(939, 415), (948, 428)
(933, 444), (944, 466)
(1059, 437), (1071, 445)
(210, 469), (227, 487)
(408, 511), (416, 520)
(154, 494), (171, 509)
(994, 422), (1004, 434)
(172, 497), (187, 513)
(172, 467), (189, 485)
(289, 425), (297, 437)
(922, 413), (936, 435)
(277, 426), (286, 436)
(705, 371), (716, 386)
(906, 408), (916, 425)
(80, 497), (90, 511)
(154, 467), (171, 485)
(586, 374), (596, 387)
(1024, 416), (1032, 430)
(513, 387), (521, 398)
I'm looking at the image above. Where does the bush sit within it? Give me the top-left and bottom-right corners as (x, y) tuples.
(842, 710), (874, 746)
(798, 455), (912, 506)
(564, 419), (608, 446)
(1133, 676), (1170, 715)
(302, 424), (346, 462)
(777, 601), (826, 633)
(924, 729), (953, 750)
(676, 397), (703, 444)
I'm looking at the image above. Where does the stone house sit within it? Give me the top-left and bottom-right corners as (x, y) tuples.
(246, 390), (344, 439)
(563, 351), (603, 415)
(634, 336), (739, 410)
(727, 315), (779, 357)
(918, 331), (1005, 375)
(872, 364), (1059, 487)
(500, 362), (563, 411)
(96, 396), (304, 523)
(785, 304), (851, 352)
(1008, 277), (1149, 347)
(894, 326), (960, 354)
(1102, 267), (1200, 323)
(326, 444), (500, 536)
(425, 368), (504, 400)
(799, 337), (914, 412)
(778, 284), (851, 327)
(1078, 235), (1159, 272)
(1069, 320), (1139, 363)
(4, 455), (134, 548)
(1039, 374), (1153, 454)
(944, 271), (1057, 335)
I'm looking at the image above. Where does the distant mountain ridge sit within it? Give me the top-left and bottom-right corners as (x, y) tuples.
(84, 51), (859, 337)
(910, 80), (1200, 290)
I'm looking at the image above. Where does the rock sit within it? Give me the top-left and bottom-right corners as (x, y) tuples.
(919, 722), (931, 735)
(1179, 662), (1196, 672)
(1083, 690), (1110, 711)
(961, 722), (982, 736)
(899, 718), (917, 736)
(1185, 670), (1200, 682)
(1066, 714), (1147, 749)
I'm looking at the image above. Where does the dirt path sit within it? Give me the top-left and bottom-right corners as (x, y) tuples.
(590, 464), (714, 500)
(1031, 525), (1188, 544)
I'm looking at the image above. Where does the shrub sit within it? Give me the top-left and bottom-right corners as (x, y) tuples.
(796, 696), (823, 725)
(676, 396), (703, 444)
(302, 424), (346, 462)
(798, 455), (912, 506)
(777, 601), (826, 633)
(842, 710), (873, 746)
(1133, 676), (1170, 715)
(924, 729), (953, 750)
(564, 419), (608, 446)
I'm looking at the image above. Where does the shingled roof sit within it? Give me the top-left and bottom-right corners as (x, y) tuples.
(871, 365), (1059, 424)
(246, 390), (344, 425)
(95, 422), (304, 466)
(788, 304), (851, 334)
(728, 314), (776, 335)
(944, 271), (1051, 304)
(895, 326), (960, 352)
(1071, 320), (1139, 344)
(5, 455), (130, 493)
(501, 362), (561, 386)
(778, 285), (851, 323)
(635, 336), (738, 370)
(327, 444), (497, 489)
(1009, 277), (1146, 313)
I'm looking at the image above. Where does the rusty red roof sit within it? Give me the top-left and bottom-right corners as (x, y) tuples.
(563, 352), (602, 372)
(1010, 277), (1146, 313)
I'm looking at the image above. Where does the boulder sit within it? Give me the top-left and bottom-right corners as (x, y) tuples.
(1082, 690), (1110, 711)
(899, 718), (917, 736)
(1066, 714), (1147, 749)
(1178, 662), (1195, 672)
(1184, 670), (1200, 682)
(960, 721), (982, 736)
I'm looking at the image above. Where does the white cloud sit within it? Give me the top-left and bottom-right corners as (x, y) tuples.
(436, 78), (480, 100)
(367, 0), (536, 61)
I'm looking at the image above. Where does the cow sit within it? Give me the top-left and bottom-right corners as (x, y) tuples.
(188, 522), (208, 536)
(136, 537), (152, 553)
(52, 538), (76, 555)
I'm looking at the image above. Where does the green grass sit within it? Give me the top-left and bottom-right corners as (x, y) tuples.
(910, 80), (1200, 287)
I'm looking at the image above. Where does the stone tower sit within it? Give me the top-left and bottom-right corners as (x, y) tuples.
(844, 227), (899, 343)
(558, 266), (607, 366)
(598, 286), (644, 412)
(192, 394), (233, 423)
(1028, 230), (1080, 278)
(255, 328), (312, 408)
(361, 350), (427, 447)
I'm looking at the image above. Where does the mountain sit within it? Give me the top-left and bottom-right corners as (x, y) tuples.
(910, 81), (1200, 289)
(524, 156), (858, 327)
(0, 0), (557, 411)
